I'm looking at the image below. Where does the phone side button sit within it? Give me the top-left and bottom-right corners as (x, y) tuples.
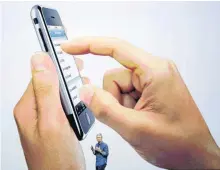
(38, 28), (48, 52)
(33, 18), (38, 24)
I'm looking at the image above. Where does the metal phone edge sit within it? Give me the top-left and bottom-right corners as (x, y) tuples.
(30, 5), (90, 140)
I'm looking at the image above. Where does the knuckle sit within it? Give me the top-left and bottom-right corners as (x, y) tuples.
(98, 102), (120, 124)
(103, 70), (114, 89)
(156, 59), (178, 80)
(95, 103), (109, 120)
(93, 97), (113, 121)
(100, 104), (111, 119)
(111, 37), (125, 44)
(35, 83), (54, 97)
(109, 37), (128, 49)
(104, 69), (113, 77)
(13, 102), (22, 122)
(166, 59), (178, 72)
(103, 68), (123, 89)
(32, 71), (58, 97)
(103, 70), (112, 80)
(109, 37), (121, 43)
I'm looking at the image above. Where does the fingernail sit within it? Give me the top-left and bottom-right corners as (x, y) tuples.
(79, 84), (94, 106)
(31, 53), (46, 71)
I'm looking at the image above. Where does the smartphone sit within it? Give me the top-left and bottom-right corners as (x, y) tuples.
(30, 5), (95, 140)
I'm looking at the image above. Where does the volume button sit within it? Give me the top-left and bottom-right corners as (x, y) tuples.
(38, 28), (48, 52)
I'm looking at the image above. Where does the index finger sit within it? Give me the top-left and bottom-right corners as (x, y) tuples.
(61, 37), (147, 70)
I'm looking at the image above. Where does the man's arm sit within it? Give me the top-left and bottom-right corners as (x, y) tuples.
(100, 144), (109, 157)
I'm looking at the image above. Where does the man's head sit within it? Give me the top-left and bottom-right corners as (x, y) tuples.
(96, 133), (103, 143)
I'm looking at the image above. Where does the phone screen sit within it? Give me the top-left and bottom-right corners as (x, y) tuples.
(47, 25), (86, 116)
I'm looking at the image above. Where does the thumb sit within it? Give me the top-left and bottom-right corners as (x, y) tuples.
(79, 84), (137, 139)
(31, 52), (65, 122)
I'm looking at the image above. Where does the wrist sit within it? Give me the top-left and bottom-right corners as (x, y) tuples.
(201, 147), (220, 168)
(190, 144), (220, 169)
(164, 143), (220, 169)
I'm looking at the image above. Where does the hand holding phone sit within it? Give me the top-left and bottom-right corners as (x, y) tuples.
(30, 5), (95, 140)
(14, 52), (86, 170)
(95, 147), (101, 152)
